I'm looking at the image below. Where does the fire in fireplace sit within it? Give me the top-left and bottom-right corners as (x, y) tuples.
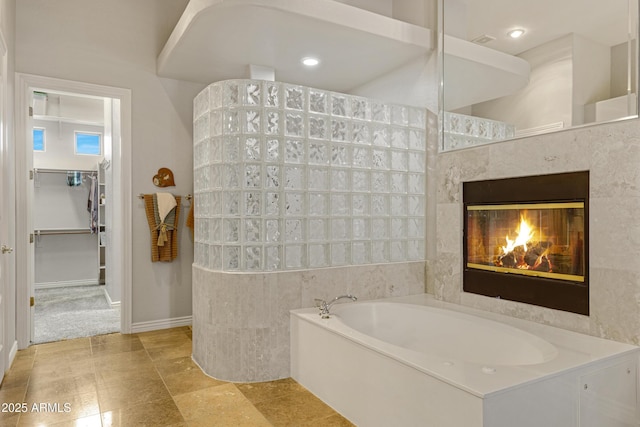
(463, 172), (589, 315)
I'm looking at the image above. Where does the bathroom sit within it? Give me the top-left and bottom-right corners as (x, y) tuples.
(1, 0), (640, 425)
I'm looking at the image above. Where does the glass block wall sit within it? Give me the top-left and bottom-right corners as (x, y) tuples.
(442, 111), (515, 151)
(193, 79), (427, 272)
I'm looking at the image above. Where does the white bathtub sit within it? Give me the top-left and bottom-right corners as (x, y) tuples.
(290, 294), (640, 427)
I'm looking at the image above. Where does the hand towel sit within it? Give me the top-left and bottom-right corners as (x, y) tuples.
(144, 194), (181, 262)
(156, 192), (177, 246)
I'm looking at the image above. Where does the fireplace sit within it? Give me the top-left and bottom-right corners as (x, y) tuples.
(463, 172), (589, 315)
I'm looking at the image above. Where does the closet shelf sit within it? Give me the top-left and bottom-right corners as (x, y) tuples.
(33, 114), (104, 127)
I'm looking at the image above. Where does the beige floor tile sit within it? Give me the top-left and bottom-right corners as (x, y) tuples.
(0, 368), (31, 390)
(4, 327), (350, 426)
(6, 355), (34, 374)
(0, 414), (20, 427)
(25, 372), (97, 402)
(173, 383), (271, 426)
(32, 347), (93, 368)
(97, 376), (172, 412)
(0, 383), (27, 401)
(140, 336), (192, 353)
(29, 359), (95, 388)
(46, 413), (103, 426)
(90, 338), (144, 357)
(144, 340), (192, 361)
(254, 388), (338, 426)
(301, 413), (355, 426)
(137, 327), (191, 345)
(90, 333), (139, 346)
(154, 356), (227, 395)
(34, 337), (91, 355)
(94, 363), (160, 389)
(91, 349), (154, 372)
(153, 356), (198, 377)
(162, 365), (226, 396)
(0, 385), (28, 426)
(18, 391), (100, 426)
(236, 378), (307, 404)
(101, 398), (185, 426)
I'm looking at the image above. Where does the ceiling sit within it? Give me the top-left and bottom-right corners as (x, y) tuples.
(157, 0), (432, 92)
(157, 0), (636, 109)
(461, 0), (635, 55)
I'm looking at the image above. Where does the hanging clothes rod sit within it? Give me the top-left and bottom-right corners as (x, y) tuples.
(35, 228), (93, 236)
(138, 193), (192, 201)
(34, 168), (97, 174)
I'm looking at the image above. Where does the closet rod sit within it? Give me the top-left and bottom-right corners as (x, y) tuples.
(34, 168), (97, 174)
(35, 228), (93, 236)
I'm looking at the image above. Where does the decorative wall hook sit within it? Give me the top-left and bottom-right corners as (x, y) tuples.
(153, 167), (175, 187)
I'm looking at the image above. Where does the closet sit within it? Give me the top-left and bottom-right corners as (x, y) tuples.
(31, 91), (118, 343)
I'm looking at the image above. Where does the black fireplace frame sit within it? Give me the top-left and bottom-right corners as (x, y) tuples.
(463, 171), (589, 316)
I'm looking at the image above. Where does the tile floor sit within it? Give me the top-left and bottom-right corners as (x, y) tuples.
(0, 327), (353, 426)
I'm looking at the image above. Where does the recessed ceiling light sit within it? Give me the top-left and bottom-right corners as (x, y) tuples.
(507, 29), (525, 39)
(302, 57), (319, 67)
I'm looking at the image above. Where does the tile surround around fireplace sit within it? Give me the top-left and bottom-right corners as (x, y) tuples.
(433, 119), (640, 346)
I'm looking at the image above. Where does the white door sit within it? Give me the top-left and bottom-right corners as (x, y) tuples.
(0, 29), (9, 381)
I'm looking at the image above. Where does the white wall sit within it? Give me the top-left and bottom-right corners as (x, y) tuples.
(33, 172), (98, 286)
(472, 35), (574, 132)
(34, 234), (97, 285)
(611, 40), (637, 97)
(572, 34), (610, 126)
(33, 119), (103, 170)
(16, 0), (202, 325)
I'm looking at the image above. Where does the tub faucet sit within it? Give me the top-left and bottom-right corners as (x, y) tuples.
(314, 294), (357, 319)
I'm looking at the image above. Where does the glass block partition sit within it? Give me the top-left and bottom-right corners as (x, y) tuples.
(193, 80), (427, 272)
(442, 111), (515, 151)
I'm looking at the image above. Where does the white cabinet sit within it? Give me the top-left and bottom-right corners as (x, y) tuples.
(579, 359), (638, 427)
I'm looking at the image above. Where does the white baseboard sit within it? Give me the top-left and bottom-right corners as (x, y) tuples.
(103, 288), (121, 309)
(35, 279), (99, 290)
(131, 316), (192, 334)
(7, 340), (18, 372)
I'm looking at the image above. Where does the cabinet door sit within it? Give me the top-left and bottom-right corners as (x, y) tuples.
(579, 359), (638, 427)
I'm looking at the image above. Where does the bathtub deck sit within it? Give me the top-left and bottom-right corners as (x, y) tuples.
(290, 294), (640, 427)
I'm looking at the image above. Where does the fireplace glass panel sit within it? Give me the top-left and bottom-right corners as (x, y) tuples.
(466, 202), (585, 282)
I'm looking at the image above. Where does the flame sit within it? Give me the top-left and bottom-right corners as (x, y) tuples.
(502, 217), (534, 255)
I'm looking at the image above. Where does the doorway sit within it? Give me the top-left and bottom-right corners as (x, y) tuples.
(31, 91), (118, 343)
(15, 74), (132, 348)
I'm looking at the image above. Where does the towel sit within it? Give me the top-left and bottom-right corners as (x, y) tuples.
(87, 175), (98, 233)
(144, 194), (181, 262)
(155, 192), (177, 246)
(156, 192), (177, 223)
(185, 200), (194, 240)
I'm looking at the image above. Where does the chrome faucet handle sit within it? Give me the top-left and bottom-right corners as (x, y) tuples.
(314, 298), (330, 318)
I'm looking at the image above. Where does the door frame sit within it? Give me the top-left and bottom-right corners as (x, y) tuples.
(0, 26), (11, 377)
(15, 73), (132, 347)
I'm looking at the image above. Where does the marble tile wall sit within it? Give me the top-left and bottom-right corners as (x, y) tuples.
(432, 118), (640, 345)
(192, 262), (425, 382)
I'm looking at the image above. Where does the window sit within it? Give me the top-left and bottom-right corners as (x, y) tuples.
(33, 127), (45, 152)
(75, 131), (102, 156)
